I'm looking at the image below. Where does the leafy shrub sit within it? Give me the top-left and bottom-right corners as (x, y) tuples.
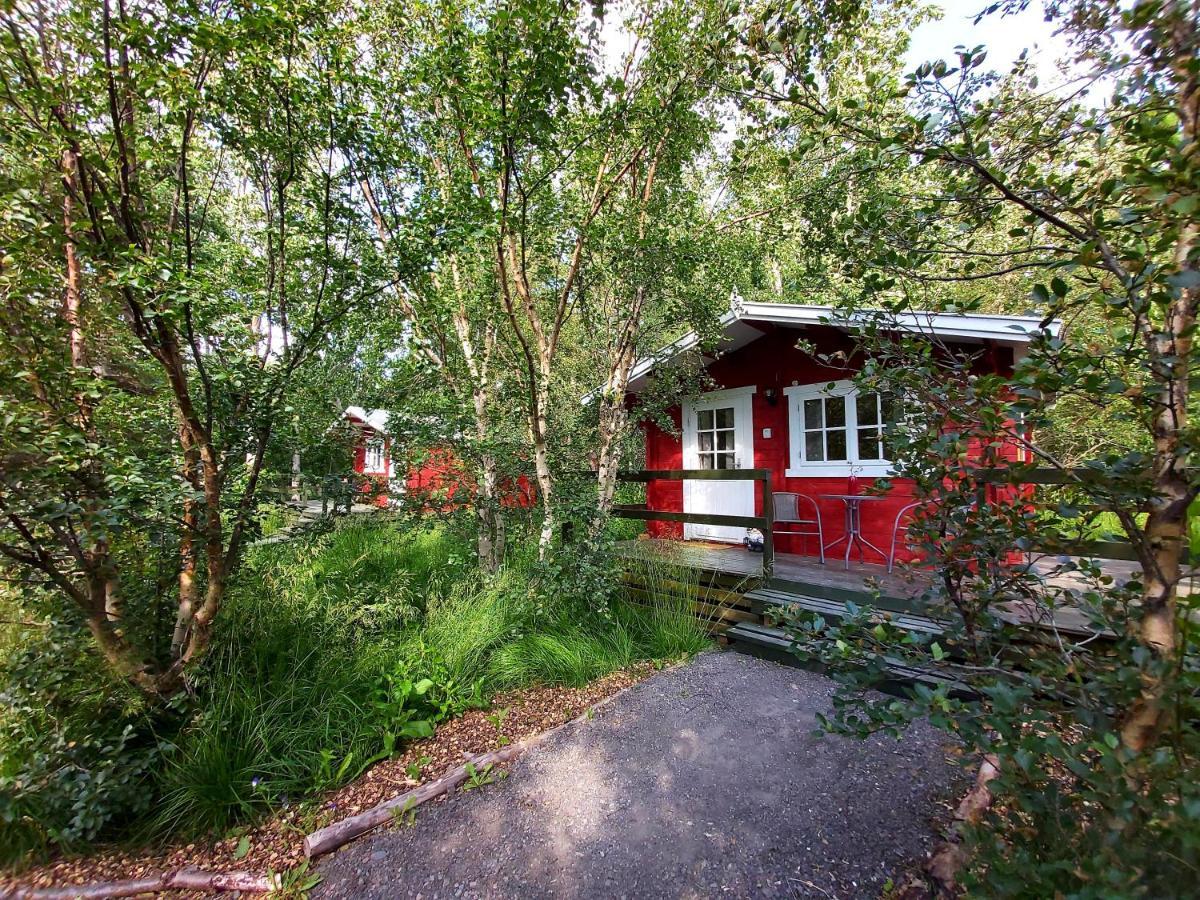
(0, 621), (162, 864)
(372, 639), (485, 742)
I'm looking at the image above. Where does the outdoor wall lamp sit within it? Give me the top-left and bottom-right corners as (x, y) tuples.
(764, 388), (778, 406)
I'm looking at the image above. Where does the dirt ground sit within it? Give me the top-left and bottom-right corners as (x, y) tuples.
(317, 650), (961, 900)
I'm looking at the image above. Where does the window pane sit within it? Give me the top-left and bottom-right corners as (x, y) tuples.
(716, 430), (735, 451)
(881, 394), (900, 424)
(699, 432), (713, 452)
(698, 409), (713, 430)
(804, 398), (823, 429)
(715, 452), (735, 470)
(826, 396), (846, 428)
(805, 431), (824, 461)
(715, 407), (734, 429)
(827, 428), (847, 461)
(858, 393), (880, 425)
(699, 452), (713, 470)
(858, 427), (882, 460)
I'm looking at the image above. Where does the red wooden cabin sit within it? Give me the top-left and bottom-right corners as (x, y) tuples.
(344, 406), (398, 506)
(620, 302), (1056, 567)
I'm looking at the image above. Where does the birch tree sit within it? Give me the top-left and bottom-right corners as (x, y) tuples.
(351, 0), (736, 556)
(0, 0), (385, 696)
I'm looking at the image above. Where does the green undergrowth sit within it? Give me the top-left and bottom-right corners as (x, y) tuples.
(0, 517), (710, 859)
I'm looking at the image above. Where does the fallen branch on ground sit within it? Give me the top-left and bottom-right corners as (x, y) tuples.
(303, 680), (638, 859)
(925, 753), (1000, 895)
(303, 743), (528, 858)
(1, 868), (274, 899)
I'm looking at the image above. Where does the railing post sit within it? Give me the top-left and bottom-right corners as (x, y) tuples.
(759, 469), (774, 578)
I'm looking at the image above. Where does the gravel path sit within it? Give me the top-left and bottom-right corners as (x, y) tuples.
(316, 651), (959, 900)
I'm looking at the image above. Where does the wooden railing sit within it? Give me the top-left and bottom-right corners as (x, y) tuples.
(609, 468), (776, 575)
(259, 474), (365, 515)
(976, 465), (1193, 562)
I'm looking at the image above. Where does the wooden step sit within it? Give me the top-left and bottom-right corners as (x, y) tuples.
(744, 587), (947, 635)
(725, 622), (976, 699)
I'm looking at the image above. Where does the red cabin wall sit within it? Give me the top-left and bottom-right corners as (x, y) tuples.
(641, 325), (1019, 563)
(405, 450), (534, 511)
(347, 415), (535, 511)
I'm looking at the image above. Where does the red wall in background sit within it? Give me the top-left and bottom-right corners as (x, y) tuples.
(404, 450), (534, 511)
(641, 324), (1020, 563)
(347, 415), (534, 511)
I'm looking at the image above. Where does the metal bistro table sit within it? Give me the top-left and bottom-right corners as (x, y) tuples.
(821, 494), (888, 570)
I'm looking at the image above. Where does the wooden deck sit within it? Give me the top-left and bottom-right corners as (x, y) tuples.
(615, 538), (927, 604)
(614, 538), (1155, 641)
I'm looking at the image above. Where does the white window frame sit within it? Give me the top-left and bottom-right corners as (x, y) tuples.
(363, 438), (387, 475)
(682, 385), (756, 472)
(784, 379), (895, 478)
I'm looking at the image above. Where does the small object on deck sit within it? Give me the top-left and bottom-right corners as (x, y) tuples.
(743, 528), (764, 552)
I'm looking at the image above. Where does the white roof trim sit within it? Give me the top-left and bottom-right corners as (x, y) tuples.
(344, 405), (390, 434)
(584, 301), (1062, 402)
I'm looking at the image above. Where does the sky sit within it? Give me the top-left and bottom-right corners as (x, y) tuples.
(904, 1), (1077, 83)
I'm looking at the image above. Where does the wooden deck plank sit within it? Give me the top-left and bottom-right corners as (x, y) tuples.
(614, 538), (1128, 641)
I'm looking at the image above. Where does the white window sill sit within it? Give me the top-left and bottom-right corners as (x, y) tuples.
(785, 464), (894, 478)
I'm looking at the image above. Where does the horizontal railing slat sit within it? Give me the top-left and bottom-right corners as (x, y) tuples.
(611, 506), (770, 529)
(616, 468), (772, 483)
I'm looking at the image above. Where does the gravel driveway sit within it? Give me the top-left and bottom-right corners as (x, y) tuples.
(316, 651), (959, 900)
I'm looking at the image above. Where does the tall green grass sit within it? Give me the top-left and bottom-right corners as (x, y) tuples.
(422, 568), (532, 682)
(151, 519), (466, 837)
(6, 516), (712, 852)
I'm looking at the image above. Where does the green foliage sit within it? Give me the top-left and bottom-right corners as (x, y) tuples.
(150, 520), (473, 838)
(462, 762), (504, 791)
(736, 0), (1200, 893)
(0, 517), (702, 857)
(421, 568), (536, 684)
(255, 505), (298, 540)
(249, 517), (464, 637)
(487, 629), (634, 689)
(617, 558), (721, 660)
(0, 619), (163, 864)
(768, 341), (1200, 896)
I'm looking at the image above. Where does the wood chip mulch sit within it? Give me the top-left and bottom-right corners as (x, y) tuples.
(1, 664), (656, 896)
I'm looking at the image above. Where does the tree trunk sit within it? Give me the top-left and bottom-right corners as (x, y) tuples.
(476, 450), (504, 572)
(1121, 23), (1198, 749)
(590, 342), (636, 536)
(530, 373), (556, 556)
(1121, 265), (1195, 752)
(171, 423), (201, 659)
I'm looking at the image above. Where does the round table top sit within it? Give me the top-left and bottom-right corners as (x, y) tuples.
(819, 493), (888, 502)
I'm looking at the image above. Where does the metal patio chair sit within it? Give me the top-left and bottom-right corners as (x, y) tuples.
(888, 498), (992, 573)
(887, 500), (925, 573)
(772, 492), (825, 564)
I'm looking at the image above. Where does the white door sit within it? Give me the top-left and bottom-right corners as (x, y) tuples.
(682, 387), (755, 542)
